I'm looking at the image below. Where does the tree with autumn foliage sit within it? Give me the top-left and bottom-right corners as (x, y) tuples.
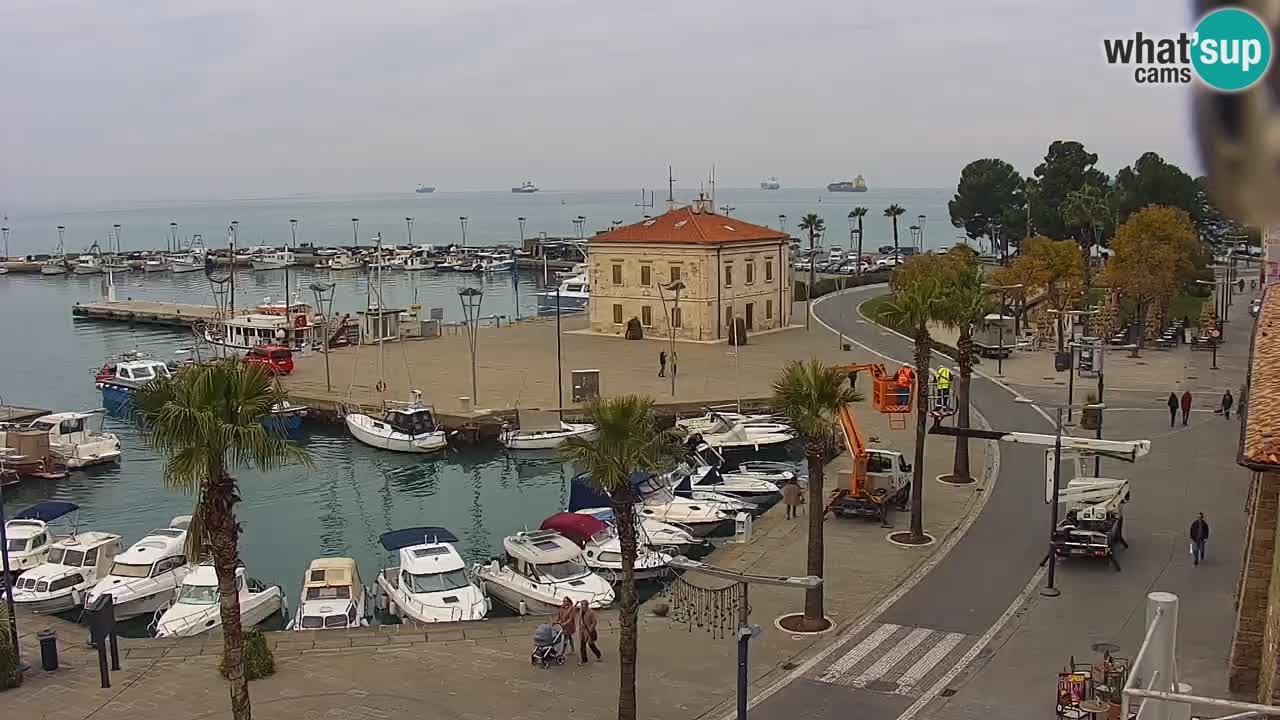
(1106, 205), (1198, 351)
(989, 235), (1084, 351)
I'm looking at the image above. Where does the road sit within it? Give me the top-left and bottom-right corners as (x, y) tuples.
(752, 283), (1250, 720)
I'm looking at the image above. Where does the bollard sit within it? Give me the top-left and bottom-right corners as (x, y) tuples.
(37, 629), (58, 671)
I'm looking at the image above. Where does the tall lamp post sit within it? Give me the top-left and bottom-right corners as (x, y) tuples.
(917, 214), (926, 250)
(1, 226), (8, 259)
(1048, 309), (1098, 423)
(656, 279), (686, 397)
(908, 225), (922, 254)
(459, 216), (469, 248)
(350, 218), (359, 250)
(115, 223), (124, 256)
(778, 214), (787, 234)
(286, 219), (298, 339)
(405, 217), (414, 246)
(230, 220), (239, 315)
(984, 282), (1024, 377)
(1195, 279), (1224, 369)
(458, 287), (484, 406)
(168, 221), (177, 254)
(572, 215), (586, 240)
(310, 282), (336, 391)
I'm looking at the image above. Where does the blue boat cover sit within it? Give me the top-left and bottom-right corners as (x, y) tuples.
(567, 471), (658, 510)
(13, 501), (79, 522)
(379, 527), (457, 551)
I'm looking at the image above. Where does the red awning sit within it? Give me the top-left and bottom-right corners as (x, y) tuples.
(540, 512), (607, 545)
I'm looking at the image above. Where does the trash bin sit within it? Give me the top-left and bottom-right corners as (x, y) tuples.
(38, 628), (58, 671)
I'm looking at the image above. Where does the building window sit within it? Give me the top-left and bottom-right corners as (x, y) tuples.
(725, 264), (734, 288)
(671, 308), (682, 328)
(641, 306), (652, 327)
(612, 304), (623, 324)
(641, 265), (651, 286)
(612, 264), (622, 285)
(765, 260), (774, 282)
(766, 299), (774, 320)
(670, 265), (682, 283)
(746, 261), (755, 285)
(746, 303), (755, 330)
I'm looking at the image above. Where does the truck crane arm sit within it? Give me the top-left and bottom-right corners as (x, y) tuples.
(928, 424), (1151, 463)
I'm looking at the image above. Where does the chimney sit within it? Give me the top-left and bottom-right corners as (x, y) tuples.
(690, 191), (713, 214)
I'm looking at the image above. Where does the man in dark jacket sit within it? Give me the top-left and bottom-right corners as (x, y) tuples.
(1180, 391), (1193, 426)
(1222, 390), (1234, 420)
(1190, 513), (1210, 565)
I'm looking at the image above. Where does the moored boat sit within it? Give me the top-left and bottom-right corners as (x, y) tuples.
(83, 516), (193, 620)
(473, 529), (614, 615)
(499, 409), (595, 450)
(250, 250), (296, 271)
(345, 392), (448, 453)
(375, 527), (489, 623)
(96, 359), (173, 415)
(540, 513), (672, 581)
(11, 532), (123, 613)
(536, 273), (589, 311)
(2, 502), (80, 575)
(153, 564), (285, 638)
(20, 409), (122, 468)
(290, 557), (369, 631)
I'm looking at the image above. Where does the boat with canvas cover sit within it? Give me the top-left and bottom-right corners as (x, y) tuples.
(290, 557), (369, 631)
(11, 531), (123, 613)
(2, 502), (80, 575)
(473, 529), (614, 615)
(375, 527), (489, 623)
(540, 513), (671, 581)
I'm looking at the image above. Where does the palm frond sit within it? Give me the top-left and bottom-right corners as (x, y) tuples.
(560, 395), (681, 498)
(771, 359), (858, 443)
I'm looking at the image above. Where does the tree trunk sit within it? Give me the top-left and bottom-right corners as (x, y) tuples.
(910, 326), (931, 541)
(609, 492), (640, 720)
(207, 473), (250, 720)
(952, 329), (973, 482)
(803, 439), (825, 629)
(891, 217), (900, 263)
(856, 217), (864, 276)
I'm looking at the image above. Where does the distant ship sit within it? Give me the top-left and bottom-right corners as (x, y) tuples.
(415, 185), (436, 194)
(760, 176), (782, 190)
(511, 180), (539, 194)
(827, 174), (868, 193)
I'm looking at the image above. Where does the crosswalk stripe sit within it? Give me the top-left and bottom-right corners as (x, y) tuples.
(848, 627), (933, 687)
(894, 632), (967, 692)
(817, 623), (901, 683)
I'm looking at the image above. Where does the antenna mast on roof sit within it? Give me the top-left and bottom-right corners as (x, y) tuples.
(666, 165), (676, 212)
(710, 164), (716, 211)
(635, 189), (655, 218)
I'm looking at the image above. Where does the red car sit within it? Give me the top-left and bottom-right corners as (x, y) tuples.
(243, 345), (294, 375)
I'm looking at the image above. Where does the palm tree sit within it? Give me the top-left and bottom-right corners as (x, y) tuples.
(798, 214), (825, 328)
(772, 360), (859, 630)
(850, 207), (869, 275)
(561, 395), (683, 720)
(936, 265), (993, 484)
(136, 359), (310, 720)
(884, 205), (906, 265)
(881, 274), (946, 543)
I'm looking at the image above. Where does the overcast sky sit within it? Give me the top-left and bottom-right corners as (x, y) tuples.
(1, 0), (1195, 209)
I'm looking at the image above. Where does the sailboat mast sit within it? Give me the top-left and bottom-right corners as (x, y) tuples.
(376, 233), (385, 403)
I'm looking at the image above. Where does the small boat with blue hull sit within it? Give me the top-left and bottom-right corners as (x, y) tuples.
(96, 359), (173, 415)
(265, 401), (308, 435)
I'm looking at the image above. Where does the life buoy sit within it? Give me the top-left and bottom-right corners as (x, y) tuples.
(375, 380), (387, 392)
(294, 314), (307, 329)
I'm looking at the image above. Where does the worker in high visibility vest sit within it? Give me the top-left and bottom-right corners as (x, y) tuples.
(935, 366), (953, 411)
(895, 365), (914, 407)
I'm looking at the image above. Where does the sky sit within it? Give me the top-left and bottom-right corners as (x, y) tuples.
(0, 0), (1198, 209)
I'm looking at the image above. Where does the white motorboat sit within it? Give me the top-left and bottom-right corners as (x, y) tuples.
(473, 530), (614, 615)
(322, 251), (363, 270)
(102, 257), (132, 272)
(153, 564), (285, 638)
(403, 254), (435, 271)
(11, 532), (124, 613)
(290, 557), (369, 631)
(536, 273), (589, 311)
(40, 260), (68, 276)
(683, 413), (797, 452)
(687, 442), (797, 484)
(72, 254), (103, 275)
(251, 250), (296, 271)
(84, 516), (194, 620)
(2, 502), (80, 574)
(202, 303), (318, 356)
(346, 393), (448, 453)
(142, 257), (170, 273)
(687, 464), (780, 500)
(499, 409), (595, 450)
(366, 253), (404, 271)
(376, 527), (489, 623)
(675, 410), (782, 434)
(555, 262), (588, 280)
(571, 472), (733, 537)
(21, 410), (122, 468)
(541, 513), (672, 581)
(473, 251), (514, 273)
(572, 508), (702, 552)
(169, 243), (207, 273)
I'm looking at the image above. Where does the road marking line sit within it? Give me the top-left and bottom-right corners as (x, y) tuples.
(894, 632), (967, 693)
(817, 623), (901, 683)
(896, 565), (1047, 720)
(846, 627), (933, 688)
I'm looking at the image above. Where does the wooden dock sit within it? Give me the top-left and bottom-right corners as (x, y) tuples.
(72, 300), (222, 327)
(0, 405), (50, 423)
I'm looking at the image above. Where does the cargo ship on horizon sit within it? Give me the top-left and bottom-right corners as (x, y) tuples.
(827, 174), (868, 192)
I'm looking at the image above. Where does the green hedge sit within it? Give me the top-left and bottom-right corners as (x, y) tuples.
(794, 269), (892, 301)
(219, 629), (275, 681)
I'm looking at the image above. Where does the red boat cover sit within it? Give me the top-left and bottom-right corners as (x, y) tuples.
(540, 512), (607, 544)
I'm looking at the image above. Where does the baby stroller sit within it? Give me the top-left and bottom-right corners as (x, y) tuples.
(531, 623), (568, 668)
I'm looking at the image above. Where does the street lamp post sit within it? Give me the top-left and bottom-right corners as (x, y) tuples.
(168, 222), (177, 254)
(1, 227), (8, 259)
(230, 221), (239, 314)
(984, 283), (1024, 377)
(918, 214), (926, 249)
(310, 282), (336, 391)
(778, 214), (787, 234)
(406, 217), (414, 247)
(657, 279), (686, 397)
(1049, 309), (1098, 423)
(458, 287), (484, 406)
(287, 219), (298, 339)
(115, 223), (124, 255)
(351, 218), (359, 249)
(459, 216), (469, 248)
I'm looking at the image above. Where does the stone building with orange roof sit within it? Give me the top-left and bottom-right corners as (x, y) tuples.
(586, 194), (792, 341)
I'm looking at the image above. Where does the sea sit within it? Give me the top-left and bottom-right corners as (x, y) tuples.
(0, 187), (948, 629)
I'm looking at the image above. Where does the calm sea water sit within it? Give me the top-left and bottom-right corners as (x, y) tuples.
(0, 188), (949, 620)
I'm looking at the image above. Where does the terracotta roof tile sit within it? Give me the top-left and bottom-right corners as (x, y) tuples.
(591, 206), (788, 245)
(1243, 286), (1280, 467)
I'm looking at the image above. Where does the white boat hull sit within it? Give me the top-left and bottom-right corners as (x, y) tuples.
(13, 589), (83, 614)
(41, 266), (67, 276)
(170, 261), (204, 274)
(500, 423), (596, 450)
(252, 259), (296, 271)
(142, 262), (170, 273)
(325, 261), (363, 270)
(73, 265), (102, 275)
(474, 568), (614, 615)
(376, 574), (489, 623)
(52, 436), (123, 469)
(346, 413), (448, 453)
(155, 587), (284, 638)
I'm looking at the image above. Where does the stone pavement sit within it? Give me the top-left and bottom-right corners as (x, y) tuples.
(3, 342), (994, 719)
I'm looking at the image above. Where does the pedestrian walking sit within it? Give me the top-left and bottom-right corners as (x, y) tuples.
(658, 351), (667, 377)
(1180, 390), (1192, 426)
(847, 370), (859, 391)
(1167, 392), (1179, 428)
(556, 597), (578, 655)
(1222, 389), (1235, 420)
(782, 479), (802, 519)
(1190, 513), (1210, 565)
(1239, 278), (1246, 293)
(577, 600), (603, 664)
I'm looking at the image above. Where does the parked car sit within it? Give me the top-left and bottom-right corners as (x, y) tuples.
(243, 345), (295, 375)
(1251, 298), (1262, 317)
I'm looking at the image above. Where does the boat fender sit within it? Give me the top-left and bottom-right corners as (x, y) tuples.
(518, 599), (527, 616)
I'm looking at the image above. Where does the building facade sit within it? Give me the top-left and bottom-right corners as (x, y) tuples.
(586, 197), (792, 341)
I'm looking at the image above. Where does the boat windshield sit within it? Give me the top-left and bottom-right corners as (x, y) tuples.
(46, 548), (85, 566)
(406, 569), (471, 594)
(536, 559), (590, 581)
(176, 583), (219, 605)
(108, 562), (151, 579)
(6, 538), (28, 552)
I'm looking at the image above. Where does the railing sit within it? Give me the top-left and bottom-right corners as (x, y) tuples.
(1123, 592), (1278, 720)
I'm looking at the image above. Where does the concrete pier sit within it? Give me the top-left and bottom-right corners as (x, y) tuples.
(72, 300), (224, 327)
